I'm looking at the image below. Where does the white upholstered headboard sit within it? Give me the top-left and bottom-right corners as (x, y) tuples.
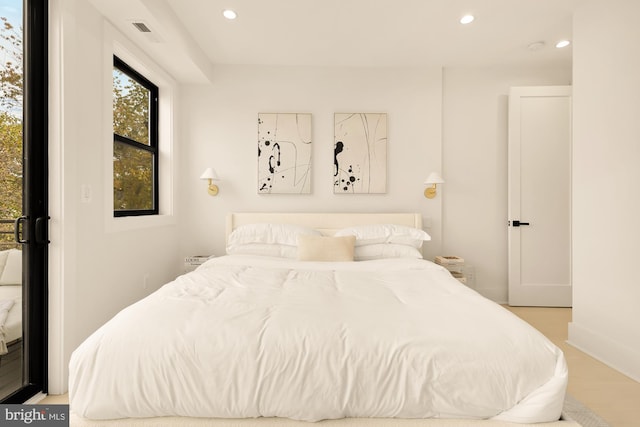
(226, 212), (423, 243)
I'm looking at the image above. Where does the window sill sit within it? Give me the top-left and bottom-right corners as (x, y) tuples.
(105, 213), (176, 233)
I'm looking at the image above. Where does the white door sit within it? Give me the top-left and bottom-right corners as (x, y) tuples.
(508, 86), (572, 307)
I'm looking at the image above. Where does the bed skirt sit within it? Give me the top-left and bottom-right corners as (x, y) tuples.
(70, 414), (579, 427)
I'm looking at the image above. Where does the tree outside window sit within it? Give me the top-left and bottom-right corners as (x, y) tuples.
(0, 14), (23, 248)
(113, 56), (158, 216)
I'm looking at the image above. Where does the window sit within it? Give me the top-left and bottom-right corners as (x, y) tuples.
(112, 56), (158, 216)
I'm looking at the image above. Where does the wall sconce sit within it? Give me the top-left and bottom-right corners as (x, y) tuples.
(200, 168), (220, 196)
(423, 172), (444, 199)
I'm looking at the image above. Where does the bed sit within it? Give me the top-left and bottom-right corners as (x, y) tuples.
(69, 213), (571, 427)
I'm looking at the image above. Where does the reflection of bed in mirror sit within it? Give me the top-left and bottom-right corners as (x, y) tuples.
(69, 213), (570, 427)
(0, 249), (23, 399)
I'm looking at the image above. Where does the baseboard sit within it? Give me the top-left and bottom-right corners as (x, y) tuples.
(24, 391), (47, 404)
(475, 287), (507, 304)
(568, 322), (640, 383)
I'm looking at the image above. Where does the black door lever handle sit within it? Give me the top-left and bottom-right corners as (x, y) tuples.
(14, 216), (28, 244)
(510, 220), (530, 227)
(35, 216), (50, 245)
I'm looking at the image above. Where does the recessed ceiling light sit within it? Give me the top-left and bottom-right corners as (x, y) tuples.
(222, 9), (237, 20)
(556, 40), (571, 48)
(460, 14), (475, 25)
(527, 41), (546, 51)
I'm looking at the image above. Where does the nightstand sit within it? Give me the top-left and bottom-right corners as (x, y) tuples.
(435, 256), (476, 289)
(184, 255), (214, 273)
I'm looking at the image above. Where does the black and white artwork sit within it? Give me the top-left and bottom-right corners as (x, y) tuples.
(334, 113), (387, 194)
(258, 113), (312, 194)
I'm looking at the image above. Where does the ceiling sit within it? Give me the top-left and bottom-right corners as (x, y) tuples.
(89, 0), (585, 84)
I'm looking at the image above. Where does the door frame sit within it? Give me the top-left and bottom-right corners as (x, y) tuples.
(1, 0), (48, 403)
(507, 85), (572, 307)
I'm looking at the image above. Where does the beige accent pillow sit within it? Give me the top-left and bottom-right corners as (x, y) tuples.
(297, 235), (356, 262)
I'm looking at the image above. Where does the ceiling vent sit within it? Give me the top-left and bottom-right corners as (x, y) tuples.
(132, 21), (152, 33)
(128, 20), (163, 43)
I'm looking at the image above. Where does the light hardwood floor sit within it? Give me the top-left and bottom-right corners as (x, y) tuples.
(41, 307), (640, 426)
(506, 306), (640, 427)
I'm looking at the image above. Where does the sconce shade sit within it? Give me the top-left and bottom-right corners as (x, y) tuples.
(424, 172), (444, 185)
(423, 172), (444, 199)
(200, 168), (219, 181)
(200, 168), (220, 196)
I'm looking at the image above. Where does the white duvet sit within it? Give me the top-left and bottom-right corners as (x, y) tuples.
(69, 256), (567, 423)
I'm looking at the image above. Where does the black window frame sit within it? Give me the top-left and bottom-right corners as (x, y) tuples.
(0, 0), (49, 404)
(112, 56), (159, 217)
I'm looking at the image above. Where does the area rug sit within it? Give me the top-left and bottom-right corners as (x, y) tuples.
(65, 393), (608, 427)
(562, 394), (611, 427)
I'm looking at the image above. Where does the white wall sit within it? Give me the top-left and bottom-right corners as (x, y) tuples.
(48, 0), (183, 393)
(569, 0), (640, 382)
(441, 67), (571, 301)
(179, 64), (572, 302)
(179, 66), (444, 260)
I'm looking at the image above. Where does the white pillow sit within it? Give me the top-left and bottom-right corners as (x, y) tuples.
(335, 224), (431, 248)
(227, 243), (297, 259)
(297, 235), (355, 262)
(227, 223), (322, 249)
(354, 244), (423, 261)
(226, 223), (323, 257)
(0, 249), (22, 285)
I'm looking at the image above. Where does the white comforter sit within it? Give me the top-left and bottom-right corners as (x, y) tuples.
(69, 256), (567, 423)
